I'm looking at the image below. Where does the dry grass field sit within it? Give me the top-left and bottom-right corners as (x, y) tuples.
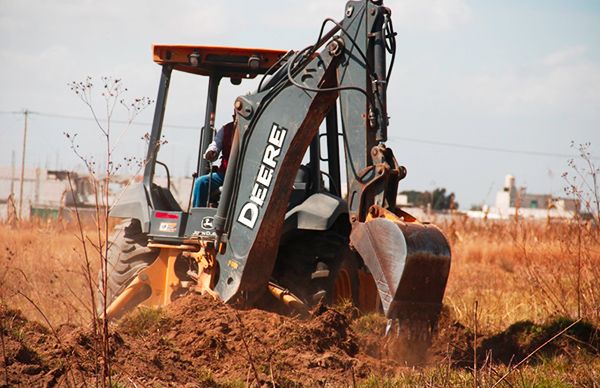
(444, 217), (600, 332)
(0, 220), (99, 327)
(1, 216), (599, 386)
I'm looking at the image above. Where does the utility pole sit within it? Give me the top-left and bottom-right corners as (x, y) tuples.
(10, 150), (15, 194)
(18, 109), (29, 220)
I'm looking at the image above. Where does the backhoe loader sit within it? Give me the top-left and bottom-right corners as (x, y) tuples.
(103, 0), (451, 334)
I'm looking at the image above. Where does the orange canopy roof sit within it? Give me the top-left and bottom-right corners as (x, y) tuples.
(152, 44), (288, 79)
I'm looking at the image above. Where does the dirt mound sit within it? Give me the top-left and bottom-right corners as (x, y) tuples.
(477, 318), (599, 365)
(0, 307), (61, 386)
(430, 310), (600, 368)
(3, 296), (599, 386)
(354, 307), (600, 369)
(2, 295), (387, 386)
(110, 293), (376, 386)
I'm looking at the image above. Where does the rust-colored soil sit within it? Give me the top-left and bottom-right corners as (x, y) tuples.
(2, 294), (598, 387)
(2, 294), (388, 386)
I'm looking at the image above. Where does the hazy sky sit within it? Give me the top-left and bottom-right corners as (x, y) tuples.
(1, 0), (599, 208)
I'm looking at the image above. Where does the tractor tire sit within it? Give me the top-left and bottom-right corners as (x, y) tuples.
(97, 218), (159, 316)
(274, 229), (359, 310)
(312, 245), (359, 306)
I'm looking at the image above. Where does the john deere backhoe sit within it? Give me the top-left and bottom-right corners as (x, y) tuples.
(104, 0), (451, 333)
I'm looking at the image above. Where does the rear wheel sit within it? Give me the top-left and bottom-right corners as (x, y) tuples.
(97, 218), (158, 315)
(274, 229), (359, 309)
(331, 248), (359, 305)
(312, 245), (359, 306)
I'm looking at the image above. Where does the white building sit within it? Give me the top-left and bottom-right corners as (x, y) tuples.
(468, 174), (578, 220)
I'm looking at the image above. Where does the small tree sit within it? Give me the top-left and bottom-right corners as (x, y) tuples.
(400, 188), (459, 210)
(66, 76), (153, 386)
(432, 188), (459, 210)
(561, 141), (599, 320)
(563, 141), (600, 225)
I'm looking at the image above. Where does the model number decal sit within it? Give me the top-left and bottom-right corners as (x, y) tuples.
(159, 222), (177, 233)
(192, 230), (216, 237)
(237, 123), (287, 229)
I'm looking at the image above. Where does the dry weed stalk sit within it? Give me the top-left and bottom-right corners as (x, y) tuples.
(443, 213), (599, 333)
(563, 142), (600, 226)
(233, 310), (262, 385)
(0, 308), (8, 386)
(522, 142), (600, 323)
(15, 291), (81, 385)
(66, 76), (153, 386)
(473, 300), (478, 388)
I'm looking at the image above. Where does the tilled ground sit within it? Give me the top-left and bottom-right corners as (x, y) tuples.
(2, 294), (388, 386)
(2, 293), (598, 387)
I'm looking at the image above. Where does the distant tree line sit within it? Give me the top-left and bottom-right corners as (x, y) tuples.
(400, 188), (458, 210)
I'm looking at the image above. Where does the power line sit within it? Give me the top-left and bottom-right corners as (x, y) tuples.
(0, 109), (198, 130)
(1, 109), (597, 160)
(392, 136), (599, 160)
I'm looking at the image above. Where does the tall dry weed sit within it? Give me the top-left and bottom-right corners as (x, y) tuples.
(0, 221), (98, 327)
(443, 217), (600, 331)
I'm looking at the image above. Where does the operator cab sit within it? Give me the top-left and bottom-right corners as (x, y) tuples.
(138, 44), (342, 242)
(143, 45), (293, 241)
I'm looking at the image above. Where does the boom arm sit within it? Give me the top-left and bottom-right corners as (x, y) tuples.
(212, 0), (403, 305)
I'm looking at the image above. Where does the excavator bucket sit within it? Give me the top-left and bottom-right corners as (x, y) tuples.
(350, 207), (451, 322)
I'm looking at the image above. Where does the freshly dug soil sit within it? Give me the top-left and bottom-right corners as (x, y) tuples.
(2, 294), (598, 386)
(1, 294), (388, 386)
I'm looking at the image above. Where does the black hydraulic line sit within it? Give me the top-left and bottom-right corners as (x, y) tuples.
(285, 19), (343, 78)
(320, 18), (370, 69)
(325, 105), (341, 197)
(373, 9), (388, 142)
(272, 21), (342, 98)
(214, 128), (240, 242)
(312, 19), (343, 56)
(383, 12), (397, 84)
(263, 19), (368, 111)
(258, 51), (294, 93)
(286, 49), (372, 100)
(212, 18), (344, 244)
(316, 16), (389, 130)
(286, 15), (388, 107)
(143, 64), (173, 208)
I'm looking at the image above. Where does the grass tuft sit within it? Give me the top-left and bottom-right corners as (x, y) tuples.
(118, 307), (166, 337)
(351, 312), (387, 336)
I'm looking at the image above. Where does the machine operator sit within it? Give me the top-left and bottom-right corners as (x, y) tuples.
(192, 120), (234, 207)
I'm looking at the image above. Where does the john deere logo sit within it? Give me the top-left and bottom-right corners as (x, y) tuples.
(201, 216), (214, 230)
(237, 123), (287, 229)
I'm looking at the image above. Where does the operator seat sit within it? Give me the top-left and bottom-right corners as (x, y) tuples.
(151, 184), (182, 211)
